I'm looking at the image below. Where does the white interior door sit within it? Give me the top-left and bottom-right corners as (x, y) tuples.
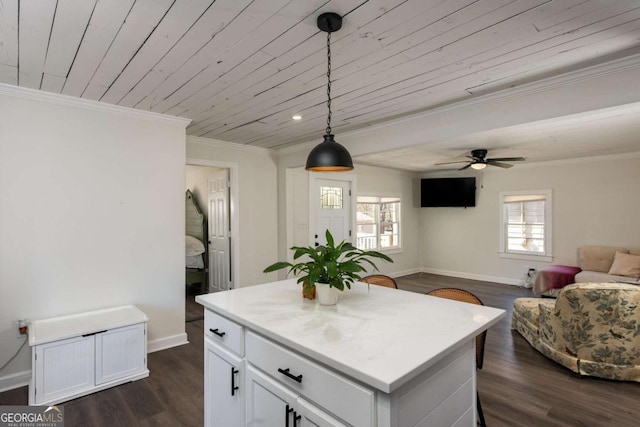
(311, 178), (352, 247)
(208, 169), (230, 292)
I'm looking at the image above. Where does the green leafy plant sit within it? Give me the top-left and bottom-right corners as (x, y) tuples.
(263, 229), (393, 291)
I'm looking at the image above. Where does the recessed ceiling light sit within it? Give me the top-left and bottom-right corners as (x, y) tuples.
(292, 115), (302, 120)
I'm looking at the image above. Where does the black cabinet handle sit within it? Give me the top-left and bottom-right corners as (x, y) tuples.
(230, 367), (239, 396)
(285, 405), (294, 427)
(82, 330), (107, 337)
(277, 368), (303, 383)
(293, 411), (302, 427)
(210, 328), (226, 337)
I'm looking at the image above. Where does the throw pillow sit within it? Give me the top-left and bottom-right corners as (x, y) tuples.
(608, 251), (640, 278)
(186, 235), (205, 256)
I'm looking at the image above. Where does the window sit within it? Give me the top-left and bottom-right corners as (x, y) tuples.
(320, 186), (343, 209)
(356, 196), (401, 251)
(499, 190), (552, 261)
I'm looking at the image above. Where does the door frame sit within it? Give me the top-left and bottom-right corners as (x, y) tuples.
(308, 171), (357, 246)
(186, 158), (239, 290)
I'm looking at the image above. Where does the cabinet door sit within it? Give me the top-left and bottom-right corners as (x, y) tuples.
(205, 339), (243, 427)
(296, 398), (348, 427)
(34, 335), (95, 405)
(95, 323), (146, 385)
(246, 364), (298, 427)
(245, 366), (346, 427)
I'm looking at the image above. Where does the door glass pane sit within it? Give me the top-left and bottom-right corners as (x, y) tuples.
(320, 187), (343, 209)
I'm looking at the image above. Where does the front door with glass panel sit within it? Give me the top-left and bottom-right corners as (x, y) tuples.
(311, 178), (351, 246)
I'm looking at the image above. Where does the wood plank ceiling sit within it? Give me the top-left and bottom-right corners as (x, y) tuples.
(2, 0), (640, 150)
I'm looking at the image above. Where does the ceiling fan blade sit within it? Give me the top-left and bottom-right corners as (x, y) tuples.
(487, 157), (526, 162)
(435, 160), (470, 165)
(487, 160), (513, 168)
(458, 163), (472, 170)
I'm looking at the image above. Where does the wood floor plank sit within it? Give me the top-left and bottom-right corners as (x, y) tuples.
(2, 273), (640, 426)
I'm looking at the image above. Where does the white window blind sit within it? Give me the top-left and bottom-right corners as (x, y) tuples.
(499, 190), (552, 260)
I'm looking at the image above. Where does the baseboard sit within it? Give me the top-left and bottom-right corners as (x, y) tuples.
(147, 333), (189, 353)
(420, 267), (523, 287)
(389, 268), (422, 278)
(0, 370), (30, 393)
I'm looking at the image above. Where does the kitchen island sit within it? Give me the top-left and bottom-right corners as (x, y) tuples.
(196, 279), (505, 427)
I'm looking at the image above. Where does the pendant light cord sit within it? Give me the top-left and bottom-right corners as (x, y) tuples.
(325, 30), (332, 136)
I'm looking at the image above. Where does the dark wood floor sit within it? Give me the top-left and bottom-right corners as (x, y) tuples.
(2, 273), (639, 426)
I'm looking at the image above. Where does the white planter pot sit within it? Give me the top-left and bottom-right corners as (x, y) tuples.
(316, 283), (339, 306)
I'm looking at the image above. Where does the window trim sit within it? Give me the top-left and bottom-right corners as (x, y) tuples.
(498, 189), (553, 262)
(356, 194), (402, 253)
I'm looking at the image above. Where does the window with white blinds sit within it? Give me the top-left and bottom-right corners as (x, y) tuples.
(499, 190), (552, 260)
(356, 196), (401, 251)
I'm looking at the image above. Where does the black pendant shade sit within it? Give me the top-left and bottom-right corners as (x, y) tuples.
(305, 134), (353, 172)
(305, 12), (353, 172)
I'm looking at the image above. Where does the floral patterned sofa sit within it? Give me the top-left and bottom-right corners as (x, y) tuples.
(512, 282), (640, 381)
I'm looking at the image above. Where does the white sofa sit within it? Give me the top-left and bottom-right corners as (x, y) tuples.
(575, 245), (640, 284)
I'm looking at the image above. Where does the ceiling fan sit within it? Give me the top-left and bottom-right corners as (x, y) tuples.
(435, 149), (526, 170)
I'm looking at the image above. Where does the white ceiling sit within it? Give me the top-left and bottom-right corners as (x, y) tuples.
(2, 0), (640, 170)
(355, 102), (640, 171)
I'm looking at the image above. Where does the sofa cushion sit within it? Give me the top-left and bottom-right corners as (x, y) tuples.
(579, 245), (629, 272)
(574, 270), (639, 284)
(608, 251), (640, 278)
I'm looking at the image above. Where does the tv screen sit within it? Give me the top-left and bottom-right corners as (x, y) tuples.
(421, 177), (476, 207)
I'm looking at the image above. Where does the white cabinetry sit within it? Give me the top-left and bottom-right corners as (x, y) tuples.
(246, 365), (347, 427)
(197, 280), (506, 427)
(205, 310), (244, 427)
(29, 306), (148, 406)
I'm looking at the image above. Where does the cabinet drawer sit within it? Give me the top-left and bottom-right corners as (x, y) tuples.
(246, 331), (374, 427)
(205, 310), (244, 356)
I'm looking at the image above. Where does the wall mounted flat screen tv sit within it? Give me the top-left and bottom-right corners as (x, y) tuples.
(420, 177), (476, 207)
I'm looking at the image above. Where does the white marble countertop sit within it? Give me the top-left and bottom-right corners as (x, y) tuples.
(29, 305), (148, 346)
(196, 279), (505, 393)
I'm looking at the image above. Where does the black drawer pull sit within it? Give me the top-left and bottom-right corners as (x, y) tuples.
(82, 330), (107, 337)
(285, 405), (293, 427)
(293, 412), (302, 427)
(230, 367), (239, 396)
(278, 368), (303, 383)
(210, 328), (226, 337)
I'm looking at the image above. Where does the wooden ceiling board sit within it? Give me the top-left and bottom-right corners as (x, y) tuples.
(80, 0), (174, 100)
(18, 0), (57, 89)
(61, 0), (135, 97)
(99, 0), (217, 105)
(40, 0), (96, 93)
(3, 0), (640, 167)
(120, 0), (254, 110)
(0, 0), (19, 84)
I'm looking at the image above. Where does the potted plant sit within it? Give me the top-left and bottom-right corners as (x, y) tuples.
(263, 230), (393, 305)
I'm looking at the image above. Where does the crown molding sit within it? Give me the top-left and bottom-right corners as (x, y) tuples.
(0, 83), (191, 127)
(187, 135), (273, 155)
(276, 52), (640, 156)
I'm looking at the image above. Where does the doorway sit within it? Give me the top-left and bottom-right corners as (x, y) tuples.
(185, 161), (239, 322)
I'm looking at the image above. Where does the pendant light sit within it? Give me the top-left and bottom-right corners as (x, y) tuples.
(305, 12), (354, 172)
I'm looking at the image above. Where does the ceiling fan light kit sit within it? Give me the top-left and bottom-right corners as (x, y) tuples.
(305, 12), (354, 172)
(435, 148), (526, 171)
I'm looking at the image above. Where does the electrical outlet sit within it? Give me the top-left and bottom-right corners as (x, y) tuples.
(16, 319), (28, 339)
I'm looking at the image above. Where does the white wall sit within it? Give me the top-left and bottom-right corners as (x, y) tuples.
(420, 155), (640, 284)
(186, 136), (279, 287)
(283, 164), (420, 278)
(0, 86), (189, 389)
